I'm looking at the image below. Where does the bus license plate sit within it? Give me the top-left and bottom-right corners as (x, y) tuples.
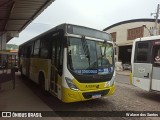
(92, 94), (101, 99)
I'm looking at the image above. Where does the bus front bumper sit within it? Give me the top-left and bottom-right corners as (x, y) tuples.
(61, 84), (116, 103)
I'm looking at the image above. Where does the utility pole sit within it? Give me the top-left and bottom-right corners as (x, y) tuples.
(151, 4), (160, 35)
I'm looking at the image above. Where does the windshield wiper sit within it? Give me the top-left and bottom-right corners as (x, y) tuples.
(81, 36), (90, 67)
(98, 40), (109, 67)
(102, 40), (108, 58)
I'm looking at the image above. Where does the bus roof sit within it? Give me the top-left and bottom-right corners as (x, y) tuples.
(19, 23), (66, 47)
(134, 35), (160, 42)
(19, 23), (109, 47)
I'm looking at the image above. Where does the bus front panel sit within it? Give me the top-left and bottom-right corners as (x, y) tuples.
(61, 36), (115, 102)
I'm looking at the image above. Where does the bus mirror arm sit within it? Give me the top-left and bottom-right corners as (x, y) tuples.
(144, 73), (149, 78)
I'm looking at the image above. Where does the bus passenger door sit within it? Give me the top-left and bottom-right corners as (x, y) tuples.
(50, 34), (63, 96)
(151, 41), (160, 91)
(132, 42), (152, 91)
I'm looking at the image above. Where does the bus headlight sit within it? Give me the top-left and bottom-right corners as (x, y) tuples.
(106, 76), (115, 87)
(109, 76), (115, 86)
(65, 77), (79, 91)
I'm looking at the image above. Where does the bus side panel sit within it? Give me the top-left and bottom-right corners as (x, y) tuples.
(151, 67), (160, 91)
(30, 58), (51, 88)
(132, 63), (152, 91)
(30, 58), (39, 83)
(133, 77), (151, 91)
(37, 59), (51, 91)
(21, 58), (27, 76)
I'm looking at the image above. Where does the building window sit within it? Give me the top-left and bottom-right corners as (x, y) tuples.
(127, 27), (144, 40)
(110, 32), (116, 42)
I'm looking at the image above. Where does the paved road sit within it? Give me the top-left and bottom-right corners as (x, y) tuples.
(0, 74), (160, 120)
(116, 74), (131, 84)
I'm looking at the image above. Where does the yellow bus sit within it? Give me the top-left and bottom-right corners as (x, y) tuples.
(18, 24), (115, 102)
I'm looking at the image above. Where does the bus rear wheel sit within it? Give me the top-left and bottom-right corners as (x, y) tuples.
(38, 72), (45, 91)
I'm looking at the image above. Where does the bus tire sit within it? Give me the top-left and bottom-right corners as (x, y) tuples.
(38, 72), (45, 91)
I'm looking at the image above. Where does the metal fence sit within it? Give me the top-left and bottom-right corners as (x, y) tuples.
(0, 51), (18, 90)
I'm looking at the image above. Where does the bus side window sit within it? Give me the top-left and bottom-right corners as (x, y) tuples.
(23, 47), (27, 57)
(26, 45), (32, 58)
(18, 47), (23, 57)
(40, 38), (50, 59)
(134, 42), (150, 63)
(56, 40), (60, 67)
(153, 45), (160, 67)
(33, 39), (40, 57)
(52, 39), (56, 64)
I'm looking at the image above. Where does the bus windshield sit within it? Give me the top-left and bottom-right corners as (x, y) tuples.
(68, 37), (114, 75)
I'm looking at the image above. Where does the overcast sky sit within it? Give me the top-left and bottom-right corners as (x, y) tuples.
(8, 0), (160, 45)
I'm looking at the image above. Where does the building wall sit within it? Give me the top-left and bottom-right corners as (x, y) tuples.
(105, 21), (159, 46)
